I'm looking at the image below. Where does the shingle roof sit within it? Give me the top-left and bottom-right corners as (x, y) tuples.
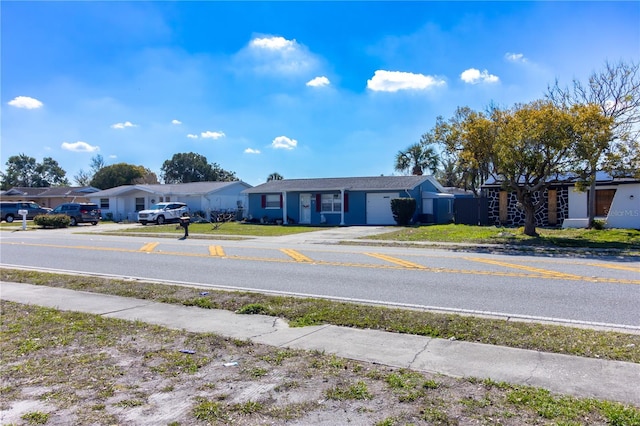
(90, 181), (251, 197)
(1, 186), (99, 197)
(243, 176), (441, 193)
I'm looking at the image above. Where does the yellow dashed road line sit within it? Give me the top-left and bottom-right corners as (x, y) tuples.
(365, 253), (427, 269)
(280, 249), (314, 262)
(139, 242), (159, 253)
(209, 245), (226, 257)
(465, 256), (585, 280)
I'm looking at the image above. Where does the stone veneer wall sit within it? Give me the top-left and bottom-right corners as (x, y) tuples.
(486, 186), (569, 227)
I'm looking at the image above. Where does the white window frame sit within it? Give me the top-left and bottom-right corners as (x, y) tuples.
(265, 194), (281, 209)
(320, 193), (342, 213)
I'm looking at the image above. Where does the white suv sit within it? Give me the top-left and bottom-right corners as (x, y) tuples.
(138, 202), (189, 225)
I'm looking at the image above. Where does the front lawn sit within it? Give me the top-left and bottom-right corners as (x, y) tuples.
(366, 224), (640, 250)
(110, 221), (329, 237)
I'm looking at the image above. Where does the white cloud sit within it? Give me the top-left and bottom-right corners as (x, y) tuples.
(505, 52), (528, 63)
(271, 136), (297, 150)
(306, 76), (330, 87)
(171, 119), (182, 125)
(244, 148), (261, 154)
(7, 96), (43, 109)
(61, 141), (100, 153)
(460, 68), (500, 84)
(111, 121), (137, 129)
(186, 134), (199, 139)
(241, 35), (318, 75)
(201, 131), (226, 139)
(367, 70), (446, 92)
(108, 155), (118, 159)
(250, 36), (296, 51)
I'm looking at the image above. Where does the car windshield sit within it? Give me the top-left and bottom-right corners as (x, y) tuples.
(149, 204), (170, 210)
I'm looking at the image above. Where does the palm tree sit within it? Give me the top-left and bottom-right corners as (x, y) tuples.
(394, 143), (439, 176)
(267, 172), (284, 182)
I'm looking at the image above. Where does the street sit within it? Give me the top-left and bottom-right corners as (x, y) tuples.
(1, 228), (639, 331)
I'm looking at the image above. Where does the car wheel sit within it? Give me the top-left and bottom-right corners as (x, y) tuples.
(156, 216), (165, 225)
(92, 221), (98, 226)
(70, 217), (77, 226)
(5, 215), (14, 223)
(140, 221), (147, 226)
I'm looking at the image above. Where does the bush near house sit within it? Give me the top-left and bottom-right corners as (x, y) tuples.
(33, 214), (71, 228)
(391, 198), (416, 226)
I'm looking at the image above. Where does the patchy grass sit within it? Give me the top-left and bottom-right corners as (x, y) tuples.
(366, 224), (640, 250)
(2, 268), (639, 363)
(2, 301), (639, 425)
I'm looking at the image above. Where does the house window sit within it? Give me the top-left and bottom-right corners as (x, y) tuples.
(100, 198), (109, 209)
(265, 194), (281, 209)
(321, 193), (342, 213)
(135, 197), (145, 211)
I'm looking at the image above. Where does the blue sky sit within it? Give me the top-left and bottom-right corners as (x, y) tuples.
(2, 1), (639, 186)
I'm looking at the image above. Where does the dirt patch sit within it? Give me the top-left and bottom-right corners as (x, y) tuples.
(1, 301), (638, 425)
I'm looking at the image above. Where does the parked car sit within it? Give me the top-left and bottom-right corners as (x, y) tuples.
(0, 201), (51, 223)
(138, 202), (189, 225)
(48, 202), (101, 226)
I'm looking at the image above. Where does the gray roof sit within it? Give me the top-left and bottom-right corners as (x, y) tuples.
(91, 181), (252, 197)
(243, 176), (443, 193)
(1, 186), (99, 197)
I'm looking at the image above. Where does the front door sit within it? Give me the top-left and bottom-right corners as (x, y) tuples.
(300, 193), (311, 224)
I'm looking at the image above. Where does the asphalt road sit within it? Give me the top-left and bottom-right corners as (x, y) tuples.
(1, 226), (639, 331)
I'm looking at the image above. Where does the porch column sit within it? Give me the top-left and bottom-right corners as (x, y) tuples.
(282, 191), (288, 225)
(340, 189), (345, 225)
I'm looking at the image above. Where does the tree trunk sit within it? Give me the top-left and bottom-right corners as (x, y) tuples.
(521, 193), (539, 237)
(588, 179), (596, 228)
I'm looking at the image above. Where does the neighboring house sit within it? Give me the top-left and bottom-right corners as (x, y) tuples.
(242, 175), (453, 226)
(482, 172), (640, 229)
(89, 181), (252, 222)
(0, 186), (100, 208)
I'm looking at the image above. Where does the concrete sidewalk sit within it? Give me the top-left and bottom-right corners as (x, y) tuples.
(2, 281), (639, 406)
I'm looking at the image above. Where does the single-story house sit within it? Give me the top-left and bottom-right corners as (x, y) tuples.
(482, 172), (640, 229)
(0, 186), (101, 208)
(242, 175), (453, 226)
(89, 181), (252, 222)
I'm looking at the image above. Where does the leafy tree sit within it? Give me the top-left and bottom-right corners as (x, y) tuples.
(33, 157), (69, 187)
(1, 154), (69, 189)
(394, 142), (439, 176)
(132, 170), (159, 185)
(161, 152), (237, 183)
(428, 107), (493, 195)
(1, 154), (37, 189)
(89, 163), (148, 189)
(488, 101), (578, 236)
(267, 172), (284, 181)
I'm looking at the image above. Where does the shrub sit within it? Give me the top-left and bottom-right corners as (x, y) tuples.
(592, 219), (606, 230)
(33, 214), (70, 228)
(390, 198), (416, 226)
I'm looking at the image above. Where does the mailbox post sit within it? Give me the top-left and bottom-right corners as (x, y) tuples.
(18, 209), (28, 230)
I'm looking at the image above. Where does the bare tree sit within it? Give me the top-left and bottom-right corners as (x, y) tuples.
(547, 60), (640, 225)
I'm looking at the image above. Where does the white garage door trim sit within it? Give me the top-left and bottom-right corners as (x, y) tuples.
(366, 193), (397, 225)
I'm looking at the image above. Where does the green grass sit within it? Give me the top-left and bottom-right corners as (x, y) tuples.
(3, 268), (639, 364)
(109, 221), (331, 237)
(366, 224), (640, 250)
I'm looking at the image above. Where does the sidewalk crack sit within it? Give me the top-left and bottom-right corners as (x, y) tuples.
(409, 338), (432, 368)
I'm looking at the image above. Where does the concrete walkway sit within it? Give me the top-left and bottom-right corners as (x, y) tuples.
(2, 281), (639, 406)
